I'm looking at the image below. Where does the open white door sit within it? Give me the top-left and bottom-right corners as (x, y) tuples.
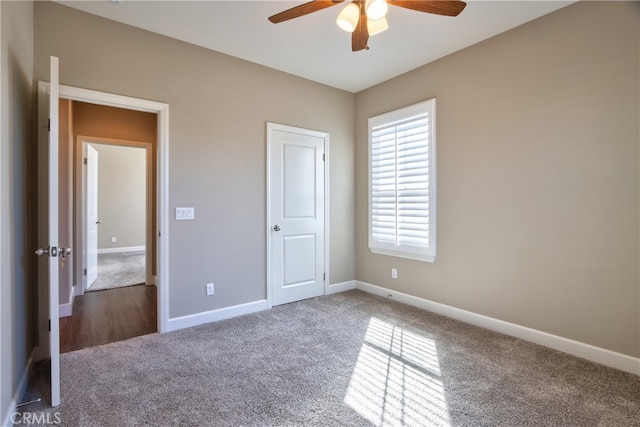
(268, 123), (326, 306)
(36, 56), (61, 407)
(86, 145), (98, 288)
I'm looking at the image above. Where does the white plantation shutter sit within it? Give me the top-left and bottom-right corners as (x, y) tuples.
(368, 99), (436, 262)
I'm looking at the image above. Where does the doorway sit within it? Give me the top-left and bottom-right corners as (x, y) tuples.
(57, 100), (159, 352)
(55, 85), (170, 336)
(82, 140), (150, 293)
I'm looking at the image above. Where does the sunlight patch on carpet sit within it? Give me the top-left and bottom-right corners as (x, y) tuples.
(344, 317), (450, 426)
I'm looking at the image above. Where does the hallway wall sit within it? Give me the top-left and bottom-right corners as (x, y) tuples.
(91, 143), (146, 251)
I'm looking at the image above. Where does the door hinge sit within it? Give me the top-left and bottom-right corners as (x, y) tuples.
(48, 319), (51, 332)
(323, 273), (326, 281)
(84, 158), (88, 165)
(83, 268), (87, 276)
(47, 119), (50, 132)
(322, 153), (325, 162)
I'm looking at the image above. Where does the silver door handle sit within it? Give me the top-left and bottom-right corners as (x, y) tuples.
(35, 246), (58, 257)
(35, 247), (49, 257)
(60, 247), (72, 258)
(96, 220), (102, 224)
(273, 225), (281, 232)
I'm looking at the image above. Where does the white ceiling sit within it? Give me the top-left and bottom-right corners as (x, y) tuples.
(55, 0), (576, 93)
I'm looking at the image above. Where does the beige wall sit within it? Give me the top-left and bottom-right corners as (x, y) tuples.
(73, 101), (157, 143)
(355, 1), (639, 357)
(34, 1), (356, 318)
(91, 143), (146, 250)
(0, 0), (35, 421)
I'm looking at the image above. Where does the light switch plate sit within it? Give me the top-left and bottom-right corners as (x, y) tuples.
(176, 207), (195, 220)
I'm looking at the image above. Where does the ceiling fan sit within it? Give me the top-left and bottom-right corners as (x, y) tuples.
(268, 0), (467, 52)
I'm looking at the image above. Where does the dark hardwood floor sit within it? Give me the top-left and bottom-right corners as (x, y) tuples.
(59, 284), (157, 353)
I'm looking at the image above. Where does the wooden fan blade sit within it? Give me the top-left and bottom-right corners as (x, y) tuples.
(352, 1), (369, 51)
(268, 0), (344, 23)
(389, 0), (467, 17)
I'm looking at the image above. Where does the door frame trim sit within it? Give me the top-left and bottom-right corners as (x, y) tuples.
(76, 137), (154, 294)
(51, 83), (170, 333)
(265, 122), (330, 308)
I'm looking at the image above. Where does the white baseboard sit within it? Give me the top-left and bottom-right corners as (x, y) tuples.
(326, 280), (357, 295)
(167, 299), (269, 332)
(98, 246), (145, 255)
(74, 282), (84, 297)
(59, 284), (75, 318)
(2, 348), (37, 427)
(166, 281), (356, 334)
(356, 281), (640, 375)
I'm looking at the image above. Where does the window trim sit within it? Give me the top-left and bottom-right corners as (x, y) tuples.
(367, 98), (436, 263)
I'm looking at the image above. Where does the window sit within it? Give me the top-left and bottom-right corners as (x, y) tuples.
(368, 98), (436, 262)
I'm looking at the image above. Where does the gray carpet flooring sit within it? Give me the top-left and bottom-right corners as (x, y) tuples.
(21, 290), (639, 426)
(87, 251), (146, 292)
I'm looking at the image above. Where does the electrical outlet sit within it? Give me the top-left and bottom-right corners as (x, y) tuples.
(206, 282), (215, 296)
(111, 236), (116, 243)
(391, 268), (398, 279)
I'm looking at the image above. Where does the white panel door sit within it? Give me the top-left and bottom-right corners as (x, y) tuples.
(36, 56), (61, 407)
(86, 145), (99, 288)
(269, 124), (326, 306)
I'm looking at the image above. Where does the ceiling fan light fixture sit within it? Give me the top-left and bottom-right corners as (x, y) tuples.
(365, 0), (388, 21)
(336, 3), (360, 32)
(268, 0), (467, 52)
(367, 16), (389, 36)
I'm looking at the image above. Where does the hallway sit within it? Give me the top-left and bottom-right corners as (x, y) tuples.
(59, 285), (156, 353)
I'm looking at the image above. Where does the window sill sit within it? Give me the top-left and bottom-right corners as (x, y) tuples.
(369, 247), (436, 263)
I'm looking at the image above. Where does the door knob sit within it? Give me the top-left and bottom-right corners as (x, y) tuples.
(35, 247), (50, 257)
(96, 220), (102, 224)
(273, 225), (281, 232)
(59, 247), (72, 258)
(35, 246), (57, 257)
